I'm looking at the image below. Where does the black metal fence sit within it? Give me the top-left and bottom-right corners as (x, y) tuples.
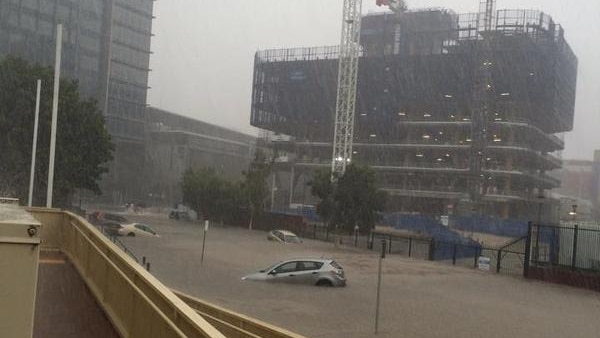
(300, 224), (527, 276)
(528, 223), (600, 273)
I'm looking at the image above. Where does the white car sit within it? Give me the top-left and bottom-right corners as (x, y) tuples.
(117, 223), (159, 237)
(242, 258), (346, 287)
(267, 230), (302, 244)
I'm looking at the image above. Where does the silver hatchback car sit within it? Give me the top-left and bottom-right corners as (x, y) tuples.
(242, 259), (346, 287)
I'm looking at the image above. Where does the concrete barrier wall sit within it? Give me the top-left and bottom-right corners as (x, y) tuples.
(30, 208), (226, 338)
(174, 291), (308, 338)
(27, 208), (64, 249)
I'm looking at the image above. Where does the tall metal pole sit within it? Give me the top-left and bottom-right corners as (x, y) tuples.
(28, 80), (42, 207)
(375, 239), (386, 334)
(270, 173), (276, 211)
(201, 220), (209, 264)
(331, 0), (363, 178)
(46, 24), (63, 208)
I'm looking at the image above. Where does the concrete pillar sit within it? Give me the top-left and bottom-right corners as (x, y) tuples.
(507, 127), (515, 144)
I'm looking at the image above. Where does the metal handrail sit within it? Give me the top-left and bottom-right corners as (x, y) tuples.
(175, 291), (308, 338)
(109, 234), (140, 263)
(30, 208), (226, 338)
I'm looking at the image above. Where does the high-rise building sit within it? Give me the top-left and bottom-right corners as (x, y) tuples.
(0, 0), (154, 203)
(250, 8), (578, 222)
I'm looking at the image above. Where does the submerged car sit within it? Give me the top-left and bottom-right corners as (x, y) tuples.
(117, 223), (160, 237)
(242, 259), (346, 287)
(100, 221), (123, 236)
(267, 230), (302, 244)
(169, 210), (191, 221)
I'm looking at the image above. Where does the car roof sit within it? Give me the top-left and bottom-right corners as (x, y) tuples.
(279, 258), (332, 264)
(275, 230), (298, 236)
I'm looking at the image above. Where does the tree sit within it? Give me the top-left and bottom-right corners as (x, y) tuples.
(310, 164), (387, 234)
(181, 168), (240, 221)
(309, 168), (337, 227)
(241, 150), (271, 230)
(0, 57), (114, 206)
(333, 164), (387, 233)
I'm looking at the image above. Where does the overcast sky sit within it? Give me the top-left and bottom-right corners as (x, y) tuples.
(147, 0), (600, 160)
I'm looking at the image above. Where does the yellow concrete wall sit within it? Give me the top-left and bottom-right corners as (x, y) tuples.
(0, 240), (40, 338)
(27, 209), (305, 338)
(29, 209), (225, 338)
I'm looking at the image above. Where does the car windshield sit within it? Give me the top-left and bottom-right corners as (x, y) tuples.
(3, 1), (598, 337)
(260, 262), (281, 273)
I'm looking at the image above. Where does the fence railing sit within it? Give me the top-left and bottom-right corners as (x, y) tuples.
(175, 291), (308, 338)
(529, 223), (600, 273)
(29, 208), (227, 338)
(523, 222), (600, 291)
(280, 222), (528, 276)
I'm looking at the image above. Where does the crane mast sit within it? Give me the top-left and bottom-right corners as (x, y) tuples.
(331, 0), (363, 177)
(469, 0), (497, 212)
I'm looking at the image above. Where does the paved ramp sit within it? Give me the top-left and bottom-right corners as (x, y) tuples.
(33, 250), (119, 338)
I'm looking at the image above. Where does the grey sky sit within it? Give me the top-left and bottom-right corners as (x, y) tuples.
(147, 0), (600, 160)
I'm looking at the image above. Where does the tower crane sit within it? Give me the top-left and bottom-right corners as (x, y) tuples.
(330, 0), (363, 177)
(470, 0), (497, 212)
(331, 0), (407, 178)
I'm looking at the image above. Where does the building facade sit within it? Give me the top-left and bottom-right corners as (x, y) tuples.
(145, 107), (256, 206)
(552, 150), (600, 220)
(0, 0), (154, 204)
(250, 8), (578, 222)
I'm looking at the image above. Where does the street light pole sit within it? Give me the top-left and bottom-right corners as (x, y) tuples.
(28, 80), (42, 207)
(536, 193), (544, 225)
(570, 204), (578, 222)
(46, 24), (63, 208)
(375, 239), (386, 334)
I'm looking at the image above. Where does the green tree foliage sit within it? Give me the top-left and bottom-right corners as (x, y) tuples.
(310, 164), (387, 233)
(181, 168), (241, 221)
(0, 57), (114, 206)
(181, 150), (271, 227)
(309, 168), (337, 226)
(241, 150), (272, 229)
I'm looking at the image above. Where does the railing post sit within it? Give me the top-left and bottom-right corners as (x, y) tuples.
(408, 237), (412, 257)
(534, 222), (541, 261)
(142, 256), (146, 266)
(388, 235), (392, 254)
(428, 239), (435, 261)
(496, 249), (502, 273)
(314, 223), (317, 239)
(146, 262), (151, 272)
(474, 246), (480, 269)
(524, 221), (532, 278)
(326, 224), (329, 242)
(571, 224), (579, 270)
(369, 230), (374, 250)
(452, 244), (457, 265)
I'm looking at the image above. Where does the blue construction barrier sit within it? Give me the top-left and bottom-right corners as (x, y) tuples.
(382, 213), (478, 245)
(451, 216), (528, 238)
(272, 205), (321, 223)
(382, 213), (482, 260)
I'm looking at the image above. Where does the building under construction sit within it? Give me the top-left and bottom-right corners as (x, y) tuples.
(250, 8), (577, 222)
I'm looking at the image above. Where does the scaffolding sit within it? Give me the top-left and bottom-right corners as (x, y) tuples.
(250, 8), (578, 220)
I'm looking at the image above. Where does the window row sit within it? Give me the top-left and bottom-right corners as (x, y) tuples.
(112, 44), (150, 70)
(109, 78), (148, 103)
(111, 24), (151, 51)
